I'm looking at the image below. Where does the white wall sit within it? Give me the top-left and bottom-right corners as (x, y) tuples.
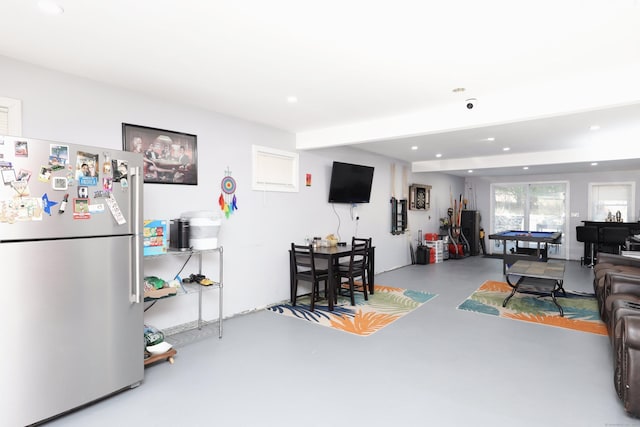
(0, 55), (464, 329)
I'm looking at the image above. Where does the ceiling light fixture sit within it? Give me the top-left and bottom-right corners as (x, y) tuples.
(503, 147), (510, 151)
(590, 125), (600, 131)
(435, 153), (442, 158)
(591, 162), (598, 166)
(411, 146), (418, 151)
(523, 166), (529, 170)
(486, 137), (495, 141)
(37, 0), (64, 15)
(467, 169), (473, 173)
(286, 96), (298, 104)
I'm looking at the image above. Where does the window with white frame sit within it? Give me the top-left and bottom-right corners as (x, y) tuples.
(0, 106), (8, 134)
(251, 145), (299, 192)
(490, 181), (568, 258)
(588, 182), (636, 222)
(0, 97), (22, 136)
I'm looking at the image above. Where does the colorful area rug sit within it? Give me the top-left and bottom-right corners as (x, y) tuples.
(457, 280), (607, 335)
(267, 285), (437, 336)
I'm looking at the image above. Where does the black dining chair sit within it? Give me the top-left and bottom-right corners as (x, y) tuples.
(290, 243), (329, 312)
(352, 237), (373, 294)
(576, 225), (598, 267)
(335, 238), (369, 306)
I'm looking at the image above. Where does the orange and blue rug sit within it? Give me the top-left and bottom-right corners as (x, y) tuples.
(457, 280), (607, 335)
(267, 285), (437, 336)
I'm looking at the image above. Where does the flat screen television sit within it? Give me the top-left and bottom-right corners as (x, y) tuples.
(328, 161), (375, 203)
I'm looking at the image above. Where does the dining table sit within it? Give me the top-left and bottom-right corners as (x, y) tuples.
(289, 244), (375, 311)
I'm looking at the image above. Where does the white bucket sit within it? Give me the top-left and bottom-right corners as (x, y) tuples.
(181, 210), (221, 250)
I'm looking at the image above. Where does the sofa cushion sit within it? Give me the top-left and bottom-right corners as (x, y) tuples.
(595, 266), (640, 304)
(614, 315), (640, 417)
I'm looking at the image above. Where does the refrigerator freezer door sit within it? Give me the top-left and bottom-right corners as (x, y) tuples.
(0, 236), (143, 426)
(0, 135), (143, 241)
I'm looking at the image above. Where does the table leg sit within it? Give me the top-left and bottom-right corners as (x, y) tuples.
(505, 274), (565, 316)
(551, 280), (567, 317)
(368, 247), (375, 295)
(327, 256), (335, 311)
(551, 281), (564, 316)
(289, 250), (295, 304)
(502, 274), (521, 308)
(502, 241), (507, 275)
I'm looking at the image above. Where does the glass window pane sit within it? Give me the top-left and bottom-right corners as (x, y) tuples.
(493, 184), (525, 254)
(491, 182), (567, 258)
(494, 185), (525, 232)
(589, 183), (634, 222)
(529, 183), (566, 233)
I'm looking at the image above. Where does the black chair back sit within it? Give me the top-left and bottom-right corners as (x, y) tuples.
(601, 227), (630, 254)
(290, 243), (328, 311)
(352, 237), (371, 264)
(346, 240), (368, 274)
(291, 243), (315, 274)
(352, 237), (373, 293)
(576, 225), (599, 267)
(576, 226), (598, 244)
(335, 239), (370, 305)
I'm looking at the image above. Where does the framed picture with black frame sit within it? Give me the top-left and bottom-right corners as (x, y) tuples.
(122, 123), (198, 185)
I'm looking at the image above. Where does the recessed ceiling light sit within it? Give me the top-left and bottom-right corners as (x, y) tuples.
(503, 147), (510, 151)
(411, 146), (418, 151)
(435, 153), (442, 158)
(467, 169), (473, 173)
(486, 137), (495, 141)
(591, 162), (598, 166)
(523, 166), (529, 170)
(286, 96), (298, 104)
(38, 0), (64, 15)
(590, 125), (600, 131)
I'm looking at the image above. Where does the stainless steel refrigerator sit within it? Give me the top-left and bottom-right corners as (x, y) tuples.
(0, 135), (144, 426)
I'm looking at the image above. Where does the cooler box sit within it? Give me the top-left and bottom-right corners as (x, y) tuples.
(181, 210), (222, 250)
(416, 246), (430, 265)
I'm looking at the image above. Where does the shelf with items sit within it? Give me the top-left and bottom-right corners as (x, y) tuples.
(143, 246), (223, 339)
(390, 197), (407, 235)
(144, 348), (177, 366)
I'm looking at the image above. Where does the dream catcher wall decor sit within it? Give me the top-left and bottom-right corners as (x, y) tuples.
(218, 167), (238, 218)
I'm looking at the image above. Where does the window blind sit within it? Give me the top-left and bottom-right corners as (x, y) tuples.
(0, 106), (8, 135)
(589, 182), (635, 221)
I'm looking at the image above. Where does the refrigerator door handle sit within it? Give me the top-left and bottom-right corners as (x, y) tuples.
(130, 166), (142, 304)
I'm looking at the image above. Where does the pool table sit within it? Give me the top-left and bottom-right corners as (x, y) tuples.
(488, 230), (563, 274)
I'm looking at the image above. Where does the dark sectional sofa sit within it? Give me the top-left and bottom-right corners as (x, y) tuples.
(594, 253), (640, 417)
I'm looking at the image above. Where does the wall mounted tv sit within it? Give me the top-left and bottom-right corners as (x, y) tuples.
(328, 161), (375, 204)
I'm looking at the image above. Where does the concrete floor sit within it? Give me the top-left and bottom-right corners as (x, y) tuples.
(47, 256), (640, 427)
